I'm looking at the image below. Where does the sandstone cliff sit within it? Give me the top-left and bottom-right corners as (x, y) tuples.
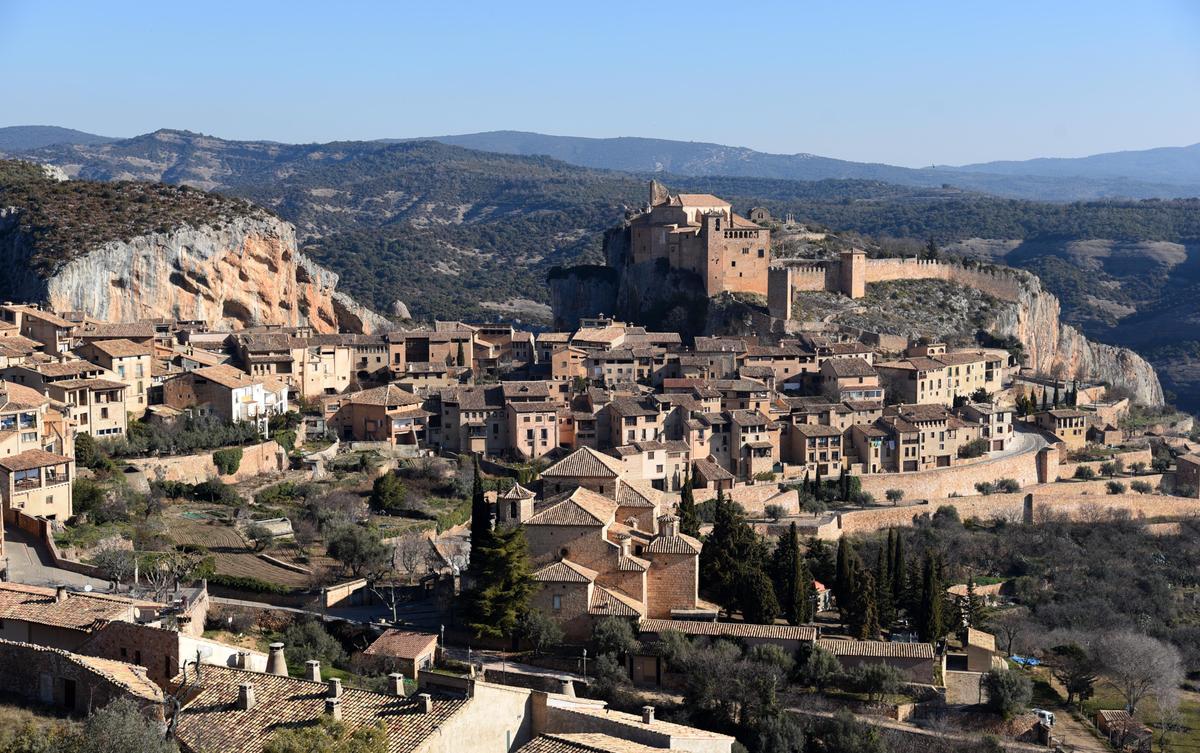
(991, 269), (1164, 405)
(0, 212), (389, 334)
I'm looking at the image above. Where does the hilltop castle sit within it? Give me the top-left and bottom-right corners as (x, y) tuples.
(629, 181), (772, 297)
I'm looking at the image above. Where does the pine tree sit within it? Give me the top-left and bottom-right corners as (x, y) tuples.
(677, 471), (700, 537)
(960, 576), (987, 630)
(917, 552), (946, 643)
(468, 455), (490, 573)
(875, 543), (895, 629)
(466, 524), (535, 639)
(700, 486), (770, 615)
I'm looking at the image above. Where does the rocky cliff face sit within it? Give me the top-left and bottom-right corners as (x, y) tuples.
(991, 270), (1163, 405)
(0, 213), (388, 334)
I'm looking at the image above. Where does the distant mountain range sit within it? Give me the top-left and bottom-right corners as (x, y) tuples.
(425, 131), (1200, 201)
(0, 125), (119, 152)
(5, 124), (1200, 201)
(3, 126), (1200, 409)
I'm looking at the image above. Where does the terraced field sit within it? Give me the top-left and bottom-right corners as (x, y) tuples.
(168, 515), (311, 589)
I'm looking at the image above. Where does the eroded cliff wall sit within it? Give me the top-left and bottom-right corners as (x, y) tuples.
(0, 213), (388, 334)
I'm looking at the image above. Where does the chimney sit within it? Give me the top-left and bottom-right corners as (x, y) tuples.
(237, 682), (255, 710)
(55, 586), (67, 603)
(266, 642), (288, 676)
(325, 697), (342, 720)
(558, 678), (575, 697)
(642, 705), (656, 724)
(418, 693), (433, 714)
(327, 677), (342, 699)
(388, 673), (406, 696)
(618, 535), (631, 558)
(305, 660), (321, 682)
(236, 650), (250, 669)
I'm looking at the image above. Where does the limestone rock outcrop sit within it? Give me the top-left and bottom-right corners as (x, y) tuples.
(0, 213), (389, 334)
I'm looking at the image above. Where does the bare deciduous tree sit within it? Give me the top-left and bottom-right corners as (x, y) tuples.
(1098, 630), (1183, 714)
(393, 533), (434, 584)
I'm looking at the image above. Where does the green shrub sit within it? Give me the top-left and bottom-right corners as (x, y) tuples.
(206, 573), (291, 594)
(958, 438), (990, 459)
(212, 447), (243, 475)
(271, 429), (297, 453)
(1130, 480), (1153, 494)
(1073, 466), (1097, 481)
(1106, 481), (1127, 495)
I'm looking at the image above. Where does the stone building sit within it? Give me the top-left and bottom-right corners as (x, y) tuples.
(628, 184), (771, 297)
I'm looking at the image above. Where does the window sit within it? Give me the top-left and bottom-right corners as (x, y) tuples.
(100, 407), (108, 420)
(552, 595), (562, 611)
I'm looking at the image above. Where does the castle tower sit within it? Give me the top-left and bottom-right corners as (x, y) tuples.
(496, 482), (536, 524)
(768, 267), (793, 321)
(838, 249), (866, 299)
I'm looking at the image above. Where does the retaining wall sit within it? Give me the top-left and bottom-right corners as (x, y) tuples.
(125, 440), (286, 484)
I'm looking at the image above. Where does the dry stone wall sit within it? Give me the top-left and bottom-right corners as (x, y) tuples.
(125, 440), (286, 484)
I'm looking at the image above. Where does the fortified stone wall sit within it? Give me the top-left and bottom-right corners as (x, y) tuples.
(856, 446), (1045, 501)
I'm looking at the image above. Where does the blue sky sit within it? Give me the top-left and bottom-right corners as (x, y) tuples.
(2, 1), (1198, 166)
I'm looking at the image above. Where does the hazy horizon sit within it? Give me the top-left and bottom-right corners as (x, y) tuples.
(3, 1), (1199, 167)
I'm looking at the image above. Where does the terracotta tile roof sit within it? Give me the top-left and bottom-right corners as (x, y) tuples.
(0, 639), (162, 703)
(0, 381), (48, 410)
(525, 488), (617, 527)
(639, 618), (817, 642)
(362, 629), (438, 660)
(0, 448), (73, 472)
(615, 554), (649, 572)
(589, 586), (644, 618)
(533, 559), (598, 583)
(817, 638), (935, 659)
(644, 532), (701, 555)
(173, 664), (467, 753)
(822, 357), (877, 378)
(191, 364), (259, 389)
(499, 482), (537, 500)
(49, 377), (127, 391)
(347, 384), (422, 407)
(501, 381), (553, 399)
(615, 479), (660, 509)
(520, 733), (664, 753)
(75, 321), (157, 339)
(35, 360), (103, 378)
(85, 338), (154, 358)
(541, 447), (624, 479)
(692, 458), (733, 481)
(508, 400), (561, 414)
(0, 582), (133, 630)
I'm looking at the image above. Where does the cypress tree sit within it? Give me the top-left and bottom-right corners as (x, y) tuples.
(1053, 384), (1060, 407)
(794, 537), (816, 623)
(875, 543), (895, 629)
(890, 530), (906, 606)
(1041, 389), (1049, 412)
(917, 552), (946, 642)
(466, 524), (535, 639)
(835, 537), (853, 616)
(677, 471), (700, 537)
(814, 464), (823, 499)
(469, 455), (490, 573)
(852, 570), (880, 640)
(456, 340), (466, 367)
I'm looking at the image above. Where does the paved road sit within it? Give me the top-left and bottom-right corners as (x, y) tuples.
(2, 524), (110, 590)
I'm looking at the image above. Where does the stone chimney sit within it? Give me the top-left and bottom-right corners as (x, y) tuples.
(236, 650), (250, 669)
(325, 697), (342, 720)
(659, 514), (680, 537)
(327, 677), (342, 699)
(305, 660), (321, 682)
(388, 673), (406, 696)
(237, 682), (255, 710)
(558, 678), (575, 697)
(617, 535), (631, 558)
(642, 705), (656, 724)
(266, 642), (288, 676)
(418, 693), (433, 714)
(55, 586), (67, 603)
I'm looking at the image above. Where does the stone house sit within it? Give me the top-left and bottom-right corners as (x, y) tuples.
(0, 382), (75, 521)
(76, 338), (153, 418)
(0, 639), (163, 718)
(44, 377), (128, 439)
(1033, 409), (1089, 451)
(816, 638), (937, 684)
(876, 346), (1008, 406)
(163, 364), (287, 435)
(506, 401), (562, 460)
(819, 358), (883, 402)
(1176, 453), (1200, 497)
(957, 402), (1015, 452)
(323, 384), (430, 444)
(781, 422), (843, 477)
(362, 629), (439, 677)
